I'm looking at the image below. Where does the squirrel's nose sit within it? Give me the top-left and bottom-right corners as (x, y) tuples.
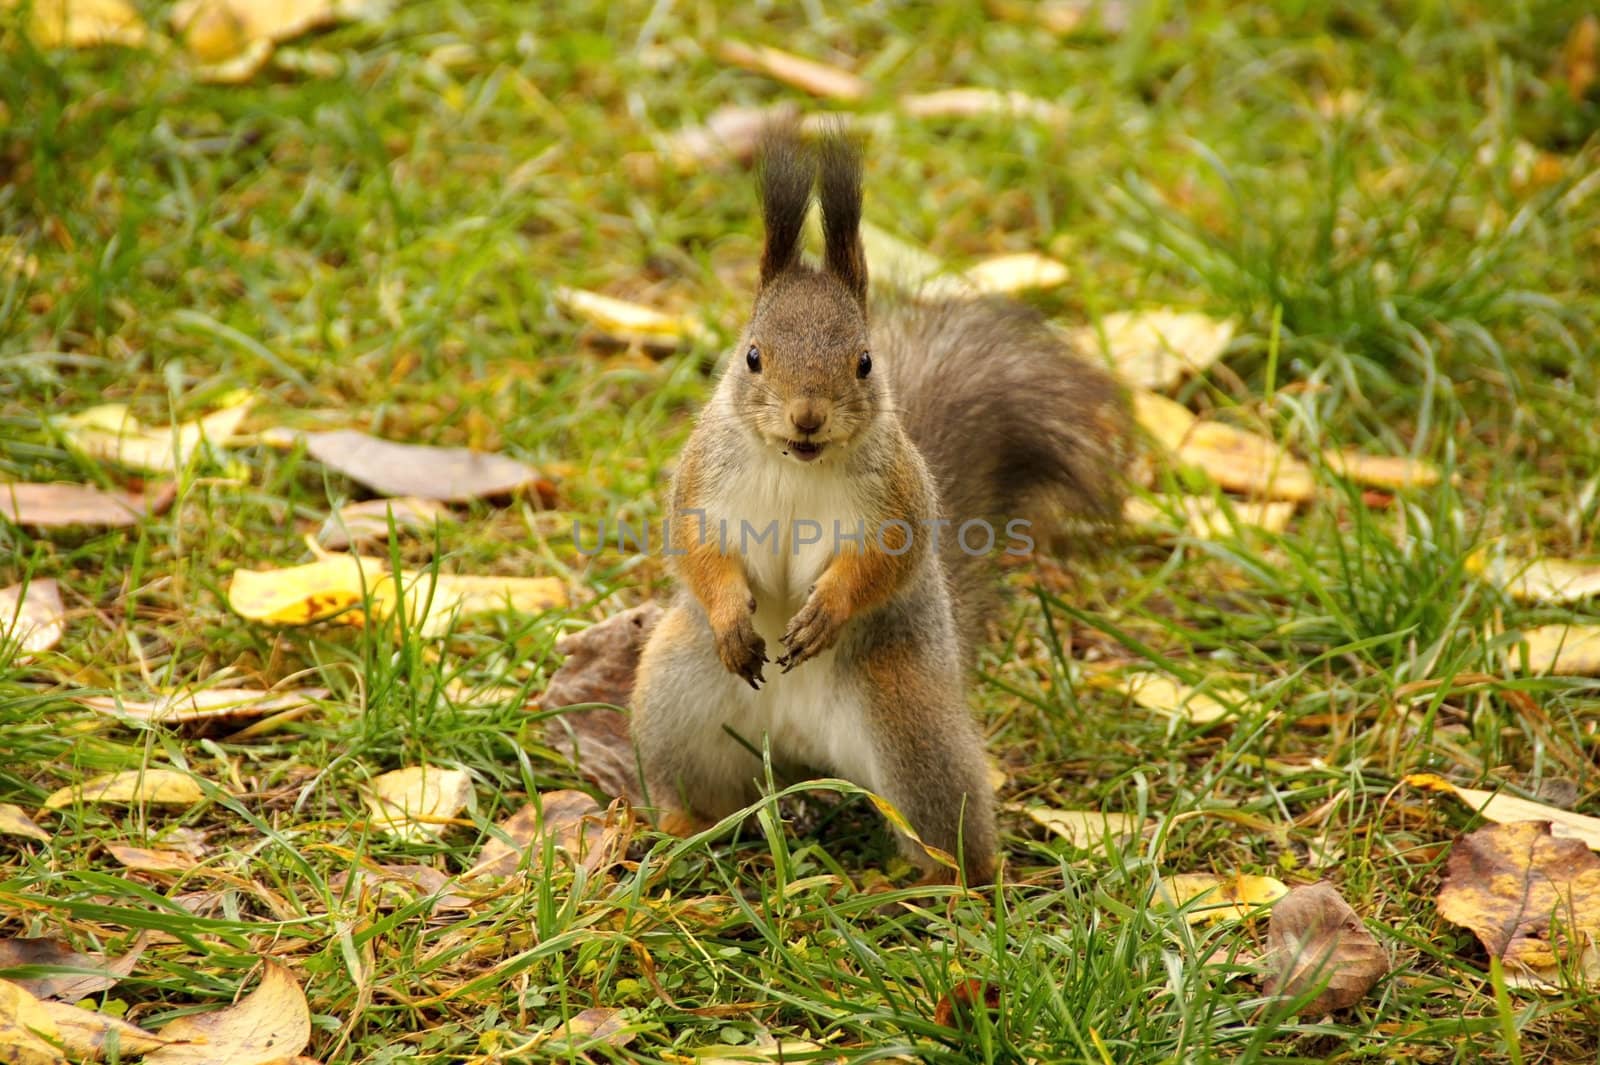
(787, 399), (828, 436)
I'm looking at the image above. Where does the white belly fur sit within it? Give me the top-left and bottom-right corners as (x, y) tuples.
(702, 451), (880, 787)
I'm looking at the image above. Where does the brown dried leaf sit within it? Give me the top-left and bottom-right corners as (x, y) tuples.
(0, 579), (64, 657)
(285, 429), (544, 502)
(145, 961), (311, 1065)
(1264, 882), (1388, 1012)
(1513, 625), (1600, 676)
(931, 978), (1000, 1029)
(1404, 773), (1600, 851)
(0, 935), (146, 1001)
(317, 497), (451, 550)
(716, 40), (868, 100)
(0, 804), (50, 843)
(0, 482), (176, 528)
(105, 845), (201, 874)
(536, 1007), (636, 1051)
(1435, 821), (1600, 989)
(464, 791), (621, 881)
(541, 603), (660, 806)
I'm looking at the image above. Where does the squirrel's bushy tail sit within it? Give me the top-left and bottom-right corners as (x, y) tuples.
(878, 297), (1131, 650)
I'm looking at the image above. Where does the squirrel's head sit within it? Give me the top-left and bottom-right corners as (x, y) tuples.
(729, 127), (878, 466)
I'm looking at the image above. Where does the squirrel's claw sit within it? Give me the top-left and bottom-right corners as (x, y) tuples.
(780, 593), (842, 672)
(715, 614), (767, 688)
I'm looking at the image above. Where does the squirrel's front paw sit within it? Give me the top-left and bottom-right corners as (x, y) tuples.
(778, 587), (844, 672)
(714, 611), (768, 689)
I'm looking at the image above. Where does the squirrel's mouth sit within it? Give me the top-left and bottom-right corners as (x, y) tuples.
(784, 439), (826, 462)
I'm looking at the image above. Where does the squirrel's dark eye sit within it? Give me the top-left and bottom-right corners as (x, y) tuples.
(746, 345), (762, 373)
(856, 351), (872, 379)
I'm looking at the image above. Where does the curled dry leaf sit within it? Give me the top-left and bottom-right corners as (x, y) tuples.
(57, 396), (252, 474)
(1320, 449), (1442, 490)
(0, 978), (66, 1065)
(42, 769), (209, 810)
(900, 87), (1068, 124)
(0, 804), (50, 843)
(536, 1007), (637, 1052)
(105, 844), (201, 874)
(465, 791), (623, 881)
(1512, 625), (1600, 676)
(1077, 310), (1236, 391)
(1403, 773), (1600, 851)
(1016, 806), (1151, 850)
(932, 978), (1001, 1029)
(540, 603), (661, 806)
(145, 960), (311, 1065)
(77, 687), (326, 737)
(1468, 552), (1600, 605)
(317, 496), (451, 549)
(0, 579), (65, 658)
(0, 934), (145, 1001)
(1134, 391), (1316, 501)
(365, 766), (473, 843)
(716, 40), (868, 100)
(10, 0), (148, 48)
(41, 1000), (173, 1058)
(1124, 494), (1296, 539)
(1435, 821), (1600, 989)
(1155, 873), (1289, 925)
(1264, 882), (1388, 1013)
(275, 428), (546, 503)
(0, 481), (176, 528)
(553, 286), (705, 349)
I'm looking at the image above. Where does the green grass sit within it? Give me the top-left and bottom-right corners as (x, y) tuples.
(3, 1), (1599, 1062)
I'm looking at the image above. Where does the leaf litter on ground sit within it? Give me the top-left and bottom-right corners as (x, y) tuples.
(41, 768), (209, 810)
(263, 427), (550, 503)
(0, 481), (176, 528)
(56, 394), (253, 475)
(1263, 882), (1389, 1013)
(364, 766), (474, 843)
(1404, 773), (1600, 851)
(0, 579), (65, 658)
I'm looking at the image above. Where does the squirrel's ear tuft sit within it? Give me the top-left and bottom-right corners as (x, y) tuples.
(817, 129), (867, 308)
(758, 125), (815, 290)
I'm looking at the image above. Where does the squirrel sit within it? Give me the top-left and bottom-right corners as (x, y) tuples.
(630, 126), (1131, 886)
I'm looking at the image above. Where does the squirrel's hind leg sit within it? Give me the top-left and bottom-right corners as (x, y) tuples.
(632, 602), (762, 831)
(853, 630), (999, 886)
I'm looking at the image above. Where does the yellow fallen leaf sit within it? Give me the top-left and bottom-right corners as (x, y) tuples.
(1435, 821), (1600, 991)
(0, 978), (66, 1065)
(552, 286), (703, 346)
(1469, 552), (1600, 605)
(1137, 390), (1317, 501)
(1078, 310), (1236, 391)
(1155, 872), (1289, 925)
(77, 687), (325, 731)
(1513, 625), (1600, 676)
(0, 579), (65, 657)
(716, 40), (869, 100)
(145, 961), (310, 1065)
(42, 769), (208, 810)
(899, 87), (1068, 124)
(923, 252), (1071, 299)
(10, 0), (148, 48)
(0, 803), (50, 843)
(227, 556), (568, 636)
(1404, 773), (1600, 851)
(365, 766), (473, 843)
(57, 394), (252, 474)
(1016, 806), (1151, 849)
(170, 0), (379, 80)
(1107, 670), (1249, 724)
(1124, 494), (1296, 538)
(227, 555), (375, 626)
(1321, 449), (1441, 489)
(42, 1001), (173, 1058)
